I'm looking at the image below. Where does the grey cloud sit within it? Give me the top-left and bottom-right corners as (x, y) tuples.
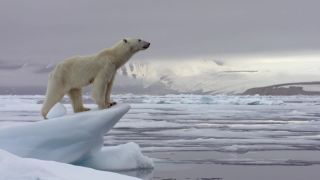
(213, 60), (224, 66)
(222, 71), (259, 73)
(0, 0), (320, 92)
(0, 0), (319, 65)
(0, 60), (23, 70)
(34, 66), (55, 74)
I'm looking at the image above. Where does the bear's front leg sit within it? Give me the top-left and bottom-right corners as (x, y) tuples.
(92, 87), (108, 109)
(92, 81), (108, 109)
(92, 64), (115, 109)
(105, 73), (117, 107)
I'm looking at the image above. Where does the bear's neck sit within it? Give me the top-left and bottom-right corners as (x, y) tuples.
(98, 47), (135, 69)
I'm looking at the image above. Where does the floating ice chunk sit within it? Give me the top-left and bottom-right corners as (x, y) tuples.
(0, 104), (153, 171)
(199, 96), (213, 104)
(47, 102), (67, 119)
(78, 142), (154, 170)
(0, 149), (141, 180)
(289, 110), (306, 115)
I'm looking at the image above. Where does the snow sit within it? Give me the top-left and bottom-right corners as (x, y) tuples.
(0, 149), (141, 180)
(47, 102), (67, 119)
(0, 103), (153, 171)
(78, 142), (153, 170)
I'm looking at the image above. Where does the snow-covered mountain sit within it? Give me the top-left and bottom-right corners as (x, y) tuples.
(114, 57), (320, 94)
(114, 59), (267, 94)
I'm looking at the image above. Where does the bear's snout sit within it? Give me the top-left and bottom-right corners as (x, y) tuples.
(143, 42), (150, 49)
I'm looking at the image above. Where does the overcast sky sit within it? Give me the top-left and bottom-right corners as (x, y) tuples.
(1, 0), (320, 93)
(1, 0), (320, 64)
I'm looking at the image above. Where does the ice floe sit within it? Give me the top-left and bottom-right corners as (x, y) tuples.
(0, 104), (153, 171)
(0, 149), (141, 180)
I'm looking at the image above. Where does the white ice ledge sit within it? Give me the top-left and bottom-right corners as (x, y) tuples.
(0, 104), (153, 171)
(0, 149), (141, 180)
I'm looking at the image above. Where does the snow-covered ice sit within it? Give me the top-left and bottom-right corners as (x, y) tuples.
(0, 103), (153, 171)
(78, 142), (153, 170)
(0, 149), (141, 180)
(47, 102), (67, 119)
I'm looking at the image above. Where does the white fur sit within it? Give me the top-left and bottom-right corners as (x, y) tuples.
(41, 38), (150, 119)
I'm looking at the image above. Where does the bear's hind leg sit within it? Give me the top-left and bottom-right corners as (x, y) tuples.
(41, 90), (65, 119)
(68, 88), (90, 113)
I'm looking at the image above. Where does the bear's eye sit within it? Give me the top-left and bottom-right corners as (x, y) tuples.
(138, 39), (141, 42)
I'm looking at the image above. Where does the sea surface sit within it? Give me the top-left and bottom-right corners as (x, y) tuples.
(1, 95), (320, 180)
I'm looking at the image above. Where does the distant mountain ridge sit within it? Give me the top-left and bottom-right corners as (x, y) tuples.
(115, 60), (259, 94)
(243, 81), (320, 95)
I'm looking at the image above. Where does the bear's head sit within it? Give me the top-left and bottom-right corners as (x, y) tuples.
(121, 38), (150, 53)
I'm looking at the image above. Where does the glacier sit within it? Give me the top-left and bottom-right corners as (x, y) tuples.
(0, 103), (153, 171)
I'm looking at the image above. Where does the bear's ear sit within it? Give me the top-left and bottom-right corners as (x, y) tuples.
(123, 39), (128, 43)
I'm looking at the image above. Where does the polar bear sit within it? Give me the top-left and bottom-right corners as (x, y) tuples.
(41, 38), (150, 119)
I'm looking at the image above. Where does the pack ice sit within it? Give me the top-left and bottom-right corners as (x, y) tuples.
(0, 103), (153, 174)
